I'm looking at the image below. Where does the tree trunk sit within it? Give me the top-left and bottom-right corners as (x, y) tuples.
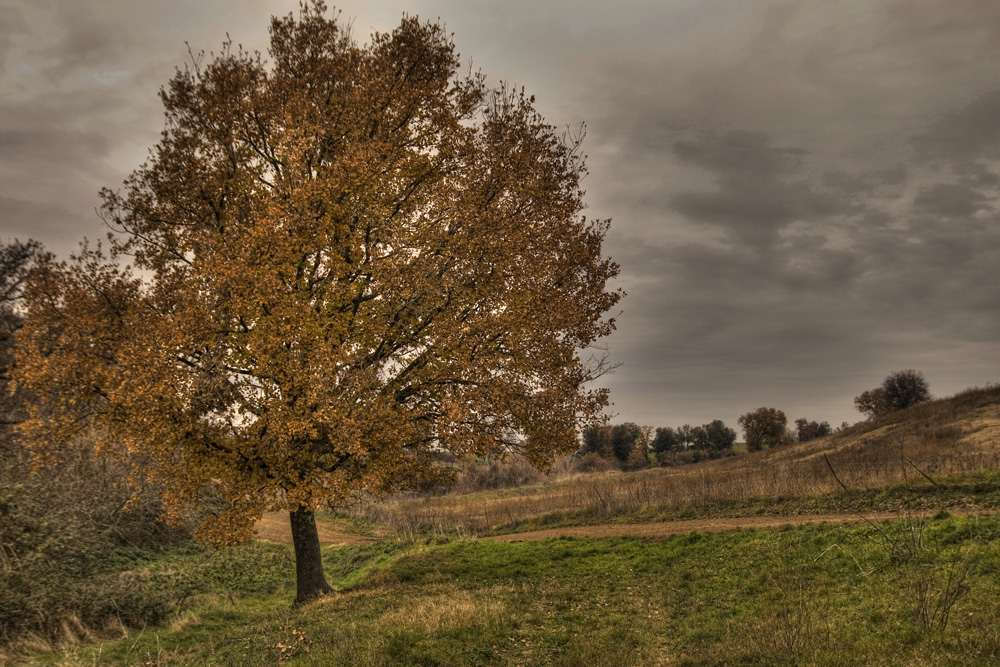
(289, 506), (333, 604)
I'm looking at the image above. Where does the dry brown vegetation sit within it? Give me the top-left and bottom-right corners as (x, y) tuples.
(348, 385), (1000, 537)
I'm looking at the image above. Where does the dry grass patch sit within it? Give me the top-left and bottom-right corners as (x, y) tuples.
(253, 512), (373, 546)
(376, 587), (510, 635)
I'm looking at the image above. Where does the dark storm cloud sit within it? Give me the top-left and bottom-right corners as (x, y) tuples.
(568, 0), (1000, 429)
(669, 130), (851, 249)
(0, 1), (280, 255)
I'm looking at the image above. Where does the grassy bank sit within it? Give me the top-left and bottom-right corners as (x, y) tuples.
(27, 512), (1000, 666)
(349, 467), (1000, 541)
(349, 386), (1000, 538)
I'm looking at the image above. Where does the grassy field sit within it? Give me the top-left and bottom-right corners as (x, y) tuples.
(7, 385), (1000, 665)
(26, 512), (1000, 665)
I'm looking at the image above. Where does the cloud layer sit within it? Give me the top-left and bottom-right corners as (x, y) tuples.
(2, 0), (999, 432)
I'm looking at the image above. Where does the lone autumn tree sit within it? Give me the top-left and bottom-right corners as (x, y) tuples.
(13, 4), (620, 604)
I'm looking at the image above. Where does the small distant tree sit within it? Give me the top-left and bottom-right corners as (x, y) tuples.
(690, 425), (709, 452)
(580, 425), (613, 459)
(702, 419), (737, 456)
(737, 407), (788, 452)
(637, 425), (654, 453)
(651, 426), (680, 454)
(628, 425), (653, 469)
(854, 388), (890, 419)
(882, 369), (930, 411)
(611, 422), (641, 465)
(794, 418), (831, 443)
(855, 370), (930, 419)
(621, 426), (649, 470)
(676, 424), (697, 450)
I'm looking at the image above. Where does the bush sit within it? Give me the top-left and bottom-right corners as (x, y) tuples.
(452, 455), (543, 493)
(794, 418), (832, 443)
(656, 450), (701, 467)
(623, 444), (652, 471)
(575, 452), (617, 474)
(0, 239), (196, 647)
(0, 437), (191, 646)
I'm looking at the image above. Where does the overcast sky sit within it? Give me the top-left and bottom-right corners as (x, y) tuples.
(3, 0), (999, 434)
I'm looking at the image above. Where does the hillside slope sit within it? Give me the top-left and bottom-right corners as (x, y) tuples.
(351, 385), (1000, 536)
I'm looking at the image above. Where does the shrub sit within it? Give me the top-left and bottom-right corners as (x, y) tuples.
(794, 418), (832, 442)
(0, 437), (191, 646)
(452, 455), (543, 493)
(575, 452), (617, 474)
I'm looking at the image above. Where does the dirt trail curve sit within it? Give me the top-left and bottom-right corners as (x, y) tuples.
(486, 512), (937, 542)
(253, 513), (373, 546)
(255, 510), (990, 546)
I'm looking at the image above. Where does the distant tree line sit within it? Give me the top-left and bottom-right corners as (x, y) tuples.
(578, 370), (932, 470)
(650, 420), (737, 464)
(579, 423), (652, 470)
(579, 419), (738, 468)
(736, 408), (832, 452)
(734, 370), (931, 452)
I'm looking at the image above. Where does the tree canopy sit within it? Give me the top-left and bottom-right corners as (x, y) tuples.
(13, 4), (620, 602)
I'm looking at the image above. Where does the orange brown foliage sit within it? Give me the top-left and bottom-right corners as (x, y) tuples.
(13, 3), (620, 558)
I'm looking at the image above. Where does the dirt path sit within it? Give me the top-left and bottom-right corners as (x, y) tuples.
(254, 512), (372, 546)
(256, 509), (991, 546)
(486, 510), (974, 542)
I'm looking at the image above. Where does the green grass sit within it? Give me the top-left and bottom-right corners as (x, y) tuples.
(31, 512), (1000, 666)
